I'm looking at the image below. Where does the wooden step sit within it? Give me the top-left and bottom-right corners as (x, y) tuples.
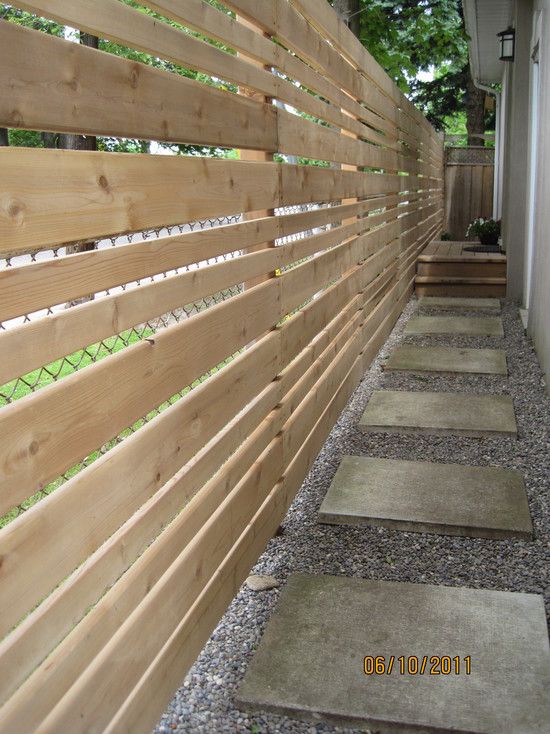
(415, 240), (507, 298)
(417, 262), (507, 278)
(418, 253), (506, 264)
(415, 276), (507, 285)
(415, 274), (507, 298)
(415, 282), (507, 298)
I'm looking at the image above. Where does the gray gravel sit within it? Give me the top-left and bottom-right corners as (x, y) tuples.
(154, 297), (550, 734)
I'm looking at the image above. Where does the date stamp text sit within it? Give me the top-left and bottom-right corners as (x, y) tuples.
(363, 655), (472, 676)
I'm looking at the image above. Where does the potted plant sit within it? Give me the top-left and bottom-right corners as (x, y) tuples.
(466, 218), (501, 246)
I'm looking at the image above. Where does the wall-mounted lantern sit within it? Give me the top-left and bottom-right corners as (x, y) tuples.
(497, 27), (515, 61)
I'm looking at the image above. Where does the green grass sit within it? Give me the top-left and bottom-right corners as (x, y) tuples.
(0, 328), (154, 528)
(0, 328), (152, 406)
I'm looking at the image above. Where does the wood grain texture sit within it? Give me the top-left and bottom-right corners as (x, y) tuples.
(35, 323), (366, 734)
(14, 0), (388, 142)
(0, 148), (279, 253)
(444, 163), (494, 240)
(0, 22), (277, 150)
(145, 0), (396, 147)
(0, 198), (396, 321)
(1, 214), (399, 513)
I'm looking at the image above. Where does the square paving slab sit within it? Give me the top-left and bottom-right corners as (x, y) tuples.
(237, 574), (550, 733)
(383, 345), (508, 375)
(359, 390), (517, 437)
(318, 456), (532, 539)
(404, 315), (504, 336)
(418, 297), (501, 311)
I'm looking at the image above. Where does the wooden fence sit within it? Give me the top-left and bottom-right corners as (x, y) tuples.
(0, 1), (443, 731)
(444, 146), (495, 239)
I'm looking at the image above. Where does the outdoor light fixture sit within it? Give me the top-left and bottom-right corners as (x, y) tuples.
(497, 26), (515, 61)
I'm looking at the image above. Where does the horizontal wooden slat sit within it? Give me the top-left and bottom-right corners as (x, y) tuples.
(15, 0), (279, 103)
(0, 333), (280, 642)
(8, 0), (445, 164)
(3, 242), (402, 660)
(13, 0), (386, 143)
(0, 148), (279, 253)
(277, 109), (439, 176)
(228, 0), (443, 166)
(0, 22), (277, 150)
(0, 0), (445, 728)
(281, 1), (433, 145)
(107, 294), (408, 734)
(0, 279), (279, 515)
(0, 147), (439, 255)
(144, 0), (405, 150)
(0, 195), (414, 321)
(280, 222), (399, 309)
(280, 165), (438, 206)
(1, 215), (398, 514)
(225, 0), (402, 134)
(0, 216), (379, 384)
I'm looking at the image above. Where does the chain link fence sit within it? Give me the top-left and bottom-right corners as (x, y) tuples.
(0, 201), (346, 527)
(0, 214), (246, 526)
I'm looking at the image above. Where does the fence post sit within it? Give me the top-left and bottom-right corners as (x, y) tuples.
(341, 97), (360, 226)
(237, 18), (276, 290)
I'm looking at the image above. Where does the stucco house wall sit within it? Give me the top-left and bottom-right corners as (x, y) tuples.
(528, 1), (550, 387)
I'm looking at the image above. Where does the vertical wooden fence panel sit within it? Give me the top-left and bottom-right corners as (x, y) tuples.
(444, 146), (495, 238)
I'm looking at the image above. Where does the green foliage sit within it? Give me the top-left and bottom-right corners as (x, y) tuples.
(7, 129), (44, 147)
(334, 0), (493, 135)
(409, 63), (469, 129)
(466, 217), (501, 238)
(443, 111), (468, 138)
(352, 0), (468, 93)
(0, 4), (64, 35)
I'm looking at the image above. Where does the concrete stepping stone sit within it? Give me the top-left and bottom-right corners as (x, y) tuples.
(383, 345), (507, 375)
(359, 390), (517, 437)
(237, 574), (550, 733)
(419, 296), (501, 311)
(405, 315), (504, 336)
(318, 456), (532, 540)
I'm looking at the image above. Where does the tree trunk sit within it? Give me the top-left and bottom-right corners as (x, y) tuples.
(0, 127), (8, 146)
(42, 132), (59, 148)
(465, 64), (486, 145)
(58, 33), (99, 152)
(333, 0), (361, 37)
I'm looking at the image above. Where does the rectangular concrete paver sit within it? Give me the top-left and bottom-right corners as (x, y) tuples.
(318, 456), (532, 539)
(405, 315), (504, 336)
(383, 345), (507, 375)
(237, 574), (550, 733)
(359, 390), (517, 437)
(419, 296), (501, 311)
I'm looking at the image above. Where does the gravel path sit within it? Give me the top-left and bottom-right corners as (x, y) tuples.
(154, 297), (550, 734)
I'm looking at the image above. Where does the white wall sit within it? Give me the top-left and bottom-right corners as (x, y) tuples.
(528, 1), (550, 387)
(501, 0), (533, 299)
